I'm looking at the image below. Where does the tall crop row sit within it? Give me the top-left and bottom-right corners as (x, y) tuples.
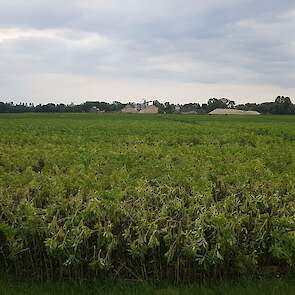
(1, 179), (295, 281)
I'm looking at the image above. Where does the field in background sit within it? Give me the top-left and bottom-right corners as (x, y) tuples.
(1, 113), (295, 282)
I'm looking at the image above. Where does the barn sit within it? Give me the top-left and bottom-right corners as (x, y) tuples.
(209, 109), (260, 115)
(121, 104), (159, 114)
(139, 105), (159, 114)
(121, 105), (138, 113)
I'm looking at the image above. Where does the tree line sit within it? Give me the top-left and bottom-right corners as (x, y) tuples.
(0, 96), (294, 114)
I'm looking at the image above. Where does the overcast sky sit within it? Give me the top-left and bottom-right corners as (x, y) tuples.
(0, 0), (295, 104)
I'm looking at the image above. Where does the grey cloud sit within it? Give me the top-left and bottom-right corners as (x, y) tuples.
(0, 0), (295, 102)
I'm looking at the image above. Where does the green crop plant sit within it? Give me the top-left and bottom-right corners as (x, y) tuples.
(1, 113), (295, 282)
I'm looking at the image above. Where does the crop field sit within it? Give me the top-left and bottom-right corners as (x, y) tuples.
(1, 113), (295, 282)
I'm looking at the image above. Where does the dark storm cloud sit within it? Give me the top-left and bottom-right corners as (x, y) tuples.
(0, 0), (295, 103)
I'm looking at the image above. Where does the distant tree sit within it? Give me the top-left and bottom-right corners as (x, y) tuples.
(236, 103), (257, 111)
(153, 100), (165, 113)
(273, 96), (293, 114)
(275, 96), (292, 105)
(207, 98), (236, 112)
(163, 102), (175, 113)
(180, 103), (201, 113)
(1, 96), (294, 114)
(40, 103), (56, 112)
(56, 104), (67, 112)
(0, 102), (9, 113)
(236, 96), (295, 114)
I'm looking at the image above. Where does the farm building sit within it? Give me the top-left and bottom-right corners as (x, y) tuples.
(121, 104), (138, 113)
(89, 106), (101, 113)
(122, 103), (159, 114)
(244, 110), (261, 115)
(139, 105), (159, 114)
(209, 108), (260, 115)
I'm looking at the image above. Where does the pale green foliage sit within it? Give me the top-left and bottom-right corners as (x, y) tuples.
(1, 113), (295, 281)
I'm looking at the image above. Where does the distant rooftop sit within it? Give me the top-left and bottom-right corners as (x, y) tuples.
(209, 108), (261, 115)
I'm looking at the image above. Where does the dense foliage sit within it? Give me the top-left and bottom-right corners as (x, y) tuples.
(1, 113), (295, 282)
(237, 96), (295, 115)
(1, 96), (294, 114)
(0, 101), (125, 113)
